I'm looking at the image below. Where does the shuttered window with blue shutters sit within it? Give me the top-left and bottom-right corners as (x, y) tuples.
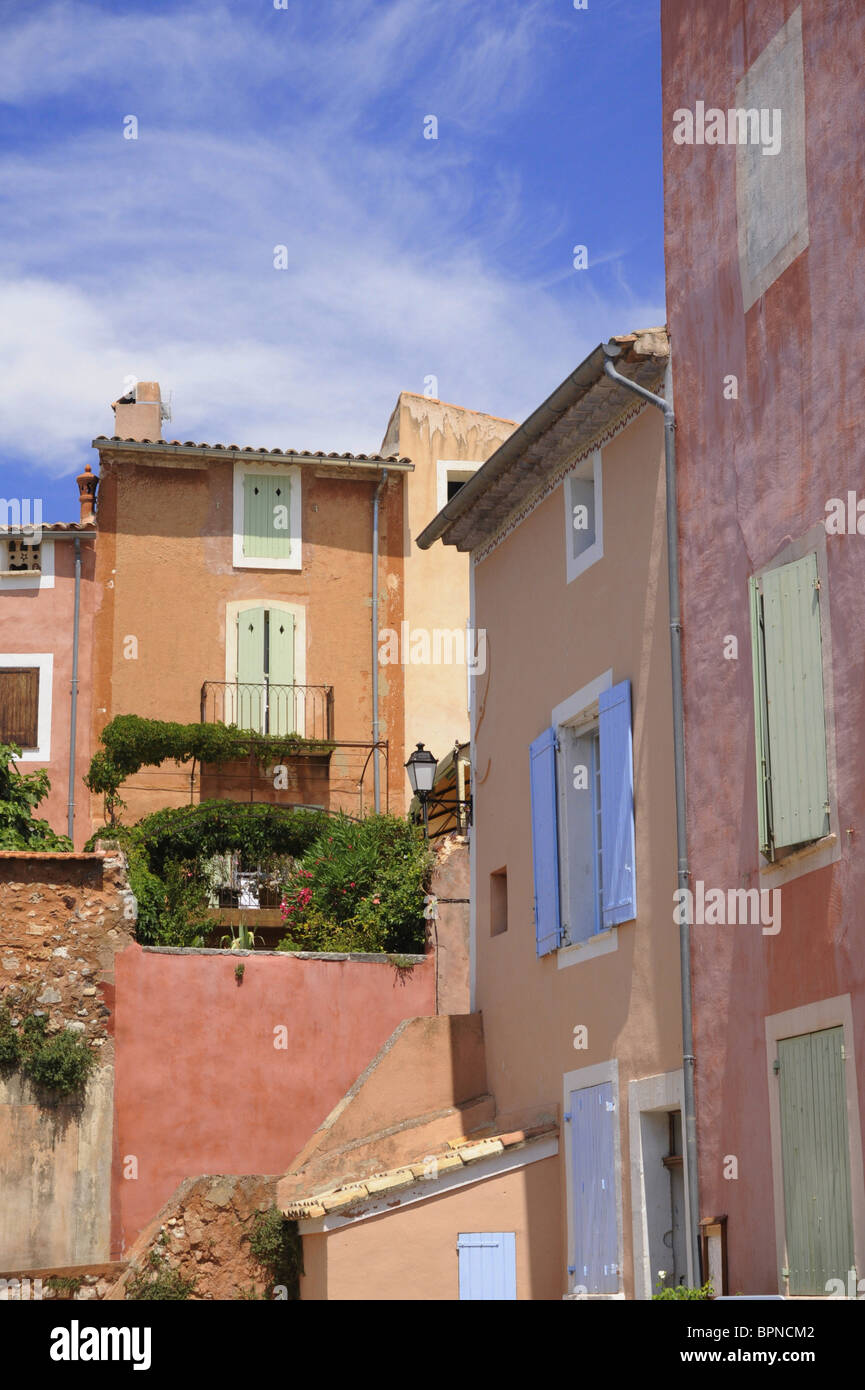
(532, 677), (637, 955)
(598, 680), (637, 928)
(529, 726), (561, 956)
(457, 1233), (517, 1300)
(749, 553), (830, 860)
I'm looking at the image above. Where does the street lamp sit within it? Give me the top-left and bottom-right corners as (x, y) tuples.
(405, 742), (437, 838)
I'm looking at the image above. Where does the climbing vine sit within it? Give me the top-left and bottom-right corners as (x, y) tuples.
(85, 714), (333, 818)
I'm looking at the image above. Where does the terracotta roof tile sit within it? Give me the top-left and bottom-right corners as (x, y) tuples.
(92, 437), (410, 466)
(280, 1123), (558, 1221)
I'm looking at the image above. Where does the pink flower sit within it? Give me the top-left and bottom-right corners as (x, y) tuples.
(349, 881), (355, 888)
(372, 897), (380, 905)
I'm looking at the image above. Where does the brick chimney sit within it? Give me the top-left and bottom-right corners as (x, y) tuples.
(111, 380), (163, 442)
(76, 462), (97, 524)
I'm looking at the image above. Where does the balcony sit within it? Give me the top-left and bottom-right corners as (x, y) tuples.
(200, 681), (334, 742)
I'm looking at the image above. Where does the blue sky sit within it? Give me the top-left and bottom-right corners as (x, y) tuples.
(0, 0), (664, 522)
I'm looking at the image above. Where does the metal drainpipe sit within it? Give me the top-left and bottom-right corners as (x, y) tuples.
(66, 536), (82, 843)
(371, 469), (388, 812)
(602, 346), (702, 1286)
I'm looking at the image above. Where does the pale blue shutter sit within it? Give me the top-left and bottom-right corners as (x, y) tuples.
(457, 1233), (517, 1300)
(529, 726), (561, 957)
(568, 1082), (618, 1293)
(599, 679), (636, 927)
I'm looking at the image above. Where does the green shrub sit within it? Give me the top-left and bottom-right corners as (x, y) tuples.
(247, 1207), (303, 1300)
(0, 1007), (21, 1067)
(0, 743), (72, 851)
(126, 1257), (196, 1301)
(19, 1015), (95, 1097)
(277, 813), (431, 955)
(86, 801), (327, 948)
(653, 1280), (715, 1300)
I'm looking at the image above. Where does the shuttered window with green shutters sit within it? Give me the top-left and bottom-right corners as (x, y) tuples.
(242, 474), (293, 562)
(749, 553), (830, 860)
(236, 607), (296, 735)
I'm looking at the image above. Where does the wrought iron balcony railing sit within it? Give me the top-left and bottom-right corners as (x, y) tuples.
(200, 681), (334, 742)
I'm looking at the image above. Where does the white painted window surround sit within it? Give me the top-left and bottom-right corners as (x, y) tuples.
(436, 460), (482, 514)
(553, 669), (616, 968)
(224, 600), (306, 687)
(764, 994), (865, 1296)
(232, 461), (302, 570)
(628, 1070), (693, 1298)
(563, 451), (603, 584)
(1, 653), (53, 761)
(0, 538), (54, 591)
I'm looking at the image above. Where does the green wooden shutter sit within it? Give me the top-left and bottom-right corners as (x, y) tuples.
(236, 607), (265, 732)
(749, 576), (773, 858)
(777, 1027), (854, 1295)
(267, 612), (295, 735)
(243, 475), (292, 561)
(759, 553), (829, 851)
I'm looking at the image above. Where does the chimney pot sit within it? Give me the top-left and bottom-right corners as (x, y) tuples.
(77, 461), (98, 524)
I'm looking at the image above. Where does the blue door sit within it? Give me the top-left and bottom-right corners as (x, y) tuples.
(457, 1233), (517, 1299)
(569, 1081), (619, 1293)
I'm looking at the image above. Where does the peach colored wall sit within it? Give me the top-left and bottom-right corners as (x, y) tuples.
(0, 539), (95, 846)
(382, 395), (516, 806)
(111, 945), (435, 1256)
(301, 1155), (561, 1300)
(89, 454), (406, 829)
(662, 0), (865, 1292)
(471, 406), (680, 1296)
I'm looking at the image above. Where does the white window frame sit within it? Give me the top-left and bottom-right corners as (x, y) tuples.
(552, 669), (617, 968)
(563, 450), (603, 585)
(436, 460), (482, 514)
(627, 1069), (693, 1298)
(764, 994), (865, 1298)
(232, 461), (302, 570)
(0, 653), (53, 760)
(563, 1058), (625, 1299)
(0, 538), (54, 591)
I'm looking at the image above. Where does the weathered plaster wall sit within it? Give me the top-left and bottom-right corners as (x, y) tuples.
(112, 946), (435, 1255)
(300, 1155), (561, 1301)
(0, 539), (96, 846)
(89, 455), (406, 828)
(0, 850), (135, 1270)
(382, 394), (517, 806)
(662, 0), (865, 1291)
(471, 404), (679, 1297)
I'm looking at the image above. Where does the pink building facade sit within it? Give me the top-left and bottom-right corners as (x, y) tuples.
(663, 0), (865, 1294)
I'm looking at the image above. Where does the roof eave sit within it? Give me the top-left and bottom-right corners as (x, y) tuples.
(416, 328), (668, 552)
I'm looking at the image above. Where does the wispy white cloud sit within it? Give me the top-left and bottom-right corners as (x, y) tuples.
(0, 0), (665, 492)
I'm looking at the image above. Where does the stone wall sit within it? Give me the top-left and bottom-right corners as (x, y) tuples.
(0, 849), (136, 1270)
(106, 1175), (280, 1301)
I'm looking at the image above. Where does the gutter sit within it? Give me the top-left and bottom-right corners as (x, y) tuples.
(67, 536), (82, 843)
(371, 469), (389, 812)
(602, 343), (702, 1286)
